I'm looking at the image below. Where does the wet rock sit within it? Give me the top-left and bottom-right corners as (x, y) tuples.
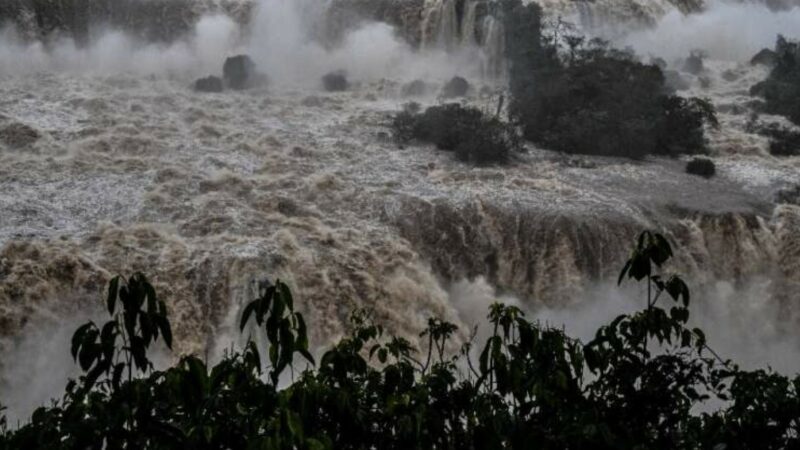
(401, 79), (427, 97)
(194, 75), (223, 93)
(0, 123), (40, 148)
(322, 71), (349, 92)
(751, 48), (778, 67)
(441, 76), (469, 98)
(223, 55), (257, 90)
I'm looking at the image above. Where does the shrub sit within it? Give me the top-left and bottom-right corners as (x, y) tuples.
(3, 232), (800, 449)
(749, 121), (800, 156)
(750, 35), (800, 126)
(501, 0), (717, 158)
(686, 157), (716, 178)
(392, 103), (521, 164)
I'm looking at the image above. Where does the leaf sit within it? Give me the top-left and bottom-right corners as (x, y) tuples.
(278, 281), (294, 311)
(155, 314), (173, 350)
(617, 260), (632, 285)
(240, 301), (257, 331)
(378, 348), (388, 364)
(71, 322), (94, 360)
(107, 276), (120, 315)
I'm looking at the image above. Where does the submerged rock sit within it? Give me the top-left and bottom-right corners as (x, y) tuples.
(194, 76), (224, 93)
(441, 76), (469, 98)
(0, 123), (40, 148)
(322, 71), (349, 92)
(223, 55), (257, 90)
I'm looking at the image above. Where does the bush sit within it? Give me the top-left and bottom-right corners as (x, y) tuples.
(501, 0), (717, 158)
(392, 103), (521, 164)
(749, 121), (800, 156)
(750, 35), (800, 125)
(686, 157), (716, 178)
(3, 232), (800, 449)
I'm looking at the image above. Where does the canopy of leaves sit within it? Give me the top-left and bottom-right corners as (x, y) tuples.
(502, 0), (717, 158)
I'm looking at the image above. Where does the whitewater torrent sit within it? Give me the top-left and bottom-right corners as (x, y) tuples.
(1, 0), (800, 422)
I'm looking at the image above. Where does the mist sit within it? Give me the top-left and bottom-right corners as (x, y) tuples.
(0, 0), (488, 85)
(620, 0), (800, 62)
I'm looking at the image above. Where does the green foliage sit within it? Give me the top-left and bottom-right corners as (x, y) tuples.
(2, 233), (800, 449)
(392, 103), (522, 165)
(751, 35), (800, 126)
(501, 0), (717, 158)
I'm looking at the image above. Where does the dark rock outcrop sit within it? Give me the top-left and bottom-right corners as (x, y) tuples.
(223, 55), (257, 90)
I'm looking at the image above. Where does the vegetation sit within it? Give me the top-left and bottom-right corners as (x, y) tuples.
(747, 120), (800, 157)
(686, 157), (716, 178)
(1, 232), (800, 449)
(751, 35), (800, 126)
(392, 103), (522, 164)
(501, 0), (718, 158)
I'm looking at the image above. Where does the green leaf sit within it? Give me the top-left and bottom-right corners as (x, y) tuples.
(107, 276), (119, 315)
(278, 281), (294, 311)
(240, 301), (257, 331)
(71, 322), (94, 360)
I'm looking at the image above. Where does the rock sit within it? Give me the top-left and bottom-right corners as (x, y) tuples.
(682, 51), (705, 75)
(686, 157), (715, 178)
(322, 71), (349, 92)
(223, 55), (257, 90)
(194, 76), (223, 93)
(441, 76), (469, 98)
(0, 123), (40, 148)
(401, 79), (427, 97)
(751, 48), (778, 67)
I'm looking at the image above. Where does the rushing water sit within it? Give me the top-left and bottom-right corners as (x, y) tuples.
(1, 0), (800, 422)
